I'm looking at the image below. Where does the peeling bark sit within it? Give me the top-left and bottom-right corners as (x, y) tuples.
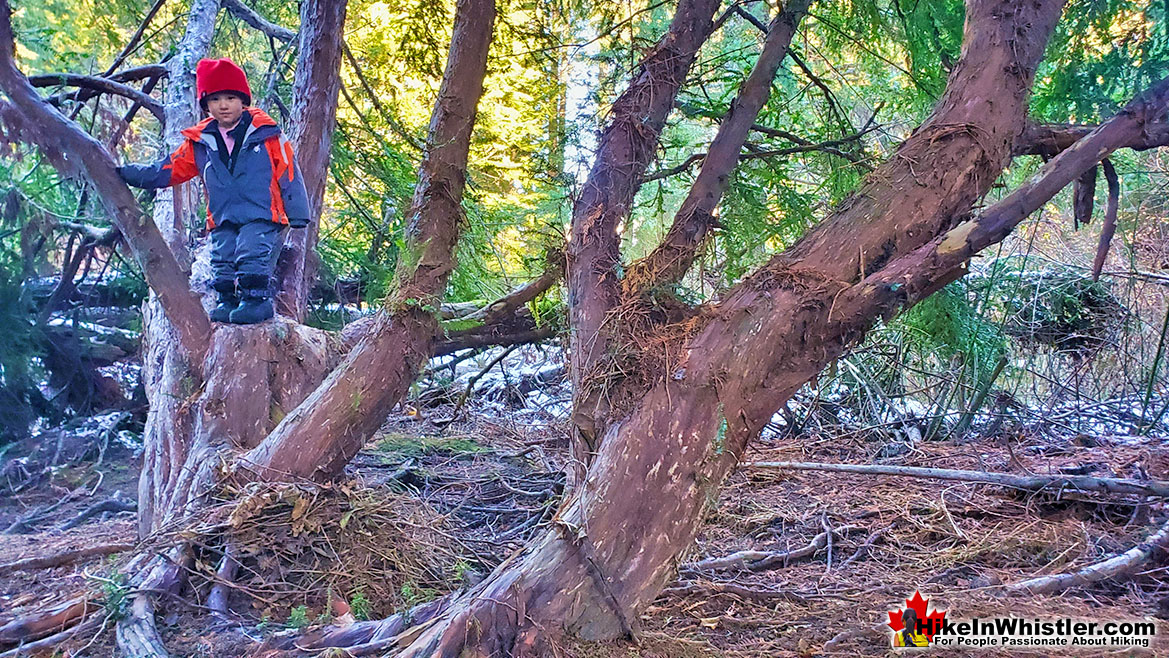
(379, 2), (1072, 654)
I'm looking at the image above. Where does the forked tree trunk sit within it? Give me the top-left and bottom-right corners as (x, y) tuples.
(372, 1), (1071, 654)
(565, 0), (721, 475)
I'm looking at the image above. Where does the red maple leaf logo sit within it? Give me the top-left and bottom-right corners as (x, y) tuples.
(887, 591), (947, 641)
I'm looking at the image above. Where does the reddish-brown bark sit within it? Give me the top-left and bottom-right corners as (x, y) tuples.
(275, 0), (349, 321)
(367, 2), (1073, 654)
(623, 0), (811, 293)
(236, 0), (497, 482)
(565, 0), (721, 470)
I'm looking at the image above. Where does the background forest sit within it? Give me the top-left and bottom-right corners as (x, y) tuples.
(2, 0), (1169, 656)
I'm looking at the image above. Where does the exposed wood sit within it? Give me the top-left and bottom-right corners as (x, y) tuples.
(0, 618), (100, 658)
(1008, 516), (1169, 595)
(746, 461), (1169, 498)
(466, 255), (564, 324)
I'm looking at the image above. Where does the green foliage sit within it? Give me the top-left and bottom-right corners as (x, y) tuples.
(398, 580), (437, 608)
(897, 282), (1009, 388)
(97, 571), (129, 621)
(349, 588), (372, 621)
(286, 605), (311, 629)
(973, 257), (1126, 353)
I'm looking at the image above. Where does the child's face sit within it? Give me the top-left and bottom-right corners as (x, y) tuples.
(206, 93), (245, 129)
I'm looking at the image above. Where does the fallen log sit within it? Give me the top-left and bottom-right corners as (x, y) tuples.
(747, 461), (1169, 498)
(0, 542), (134, 575)
(1007, 516), (1169, 595)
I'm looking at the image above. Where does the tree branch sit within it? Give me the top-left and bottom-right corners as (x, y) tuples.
(828, 76), (1169, 359)
(103, 0), (168, 75)
(222, 0), (296, 41)
(623, 0), (810, 299)
(1014, 120), (1169, 157)
(565, 0), (722, 462)
(0, 2), (211, 363)
(747, 461), (1169, 498)
(28, 72), (165, 122)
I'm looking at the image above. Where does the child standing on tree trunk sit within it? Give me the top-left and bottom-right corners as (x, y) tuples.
(119, 58), (311, 324)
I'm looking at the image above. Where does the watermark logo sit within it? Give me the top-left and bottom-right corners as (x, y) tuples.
(887, 591), (947, 647)
(886, 591), (1157, 650)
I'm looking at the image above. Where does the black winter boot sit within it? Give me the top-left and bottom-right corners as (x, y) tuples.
(210, 279), (238, 323)
(230, 273), (275, 324)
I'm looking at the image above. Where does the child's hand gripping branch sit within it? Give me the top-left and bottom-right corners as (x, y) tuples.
(118, 58), (311, 324)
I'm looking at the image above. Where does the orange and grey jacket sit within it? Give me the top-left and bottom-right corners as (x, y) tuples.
(119, 107), (311, 229)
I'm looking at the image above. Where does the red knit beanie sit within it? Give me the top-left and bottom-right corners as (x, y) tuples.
(196, 58), (252, 110)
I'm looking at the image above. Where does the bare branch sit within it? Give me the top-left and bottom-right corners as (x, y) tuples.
(28, 72), (164, 122)
(747, 461), (1169, 498)
(222, 0), (296, 41)
(103, 0), (168, 75)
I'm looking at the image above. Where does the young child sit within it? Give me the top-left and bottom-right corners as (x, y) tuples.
(119, 58), (311, 324)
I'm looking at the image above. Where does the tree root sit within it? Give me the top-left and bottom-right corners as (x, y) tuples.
(115, 596), (169, 658)
(114, 548), (186, 658)
(206, 543), (239, 619)
(273, 596), (452, 651)
(3, 486), (86, 534)
(684, 526), (861, 573)
(0, 542), (134, 575)
(55, 491), (136, 532)
(1007, 515), (1169, 595)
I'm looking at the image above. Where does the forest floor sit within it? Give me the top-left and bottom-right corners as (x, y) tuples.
(3, 371), (1169, 657)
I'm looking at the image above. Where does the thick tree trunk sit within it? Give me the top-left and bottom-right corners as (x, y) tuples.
(565, 0), (721, 476)
(375, 1), (1072, 654)
(275, 0), (349, 321)
(234, 0), (497, 482)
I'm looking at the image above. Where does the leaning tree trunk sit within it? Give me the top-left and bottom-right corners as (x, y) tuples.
(368, 1), (1073, 654)
(234, 0), (496, 483)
